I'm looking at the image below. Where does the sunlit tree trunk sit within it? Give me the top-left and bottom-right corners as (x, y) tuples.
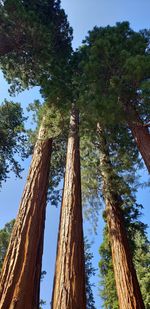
(52, 105), (86, 309)
(97, 122), (145, 309)
(124, 103), (150, 173)
(0, 119), (52, 309)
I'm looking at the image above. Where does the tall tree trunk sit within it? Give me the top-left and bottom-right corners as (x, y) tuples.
(124, 102), (150, 173)
(0, 119), (52, 309)
(52, 105), (86, 309)
(97, 122), (145, 309)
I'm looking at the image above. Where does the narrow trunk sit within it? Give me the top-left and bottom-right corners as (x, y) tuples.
(0, 120), (52, 309)
(97, 123), (145, 309)
(124, 103), (150, 173)
(52, 105), (86, 309)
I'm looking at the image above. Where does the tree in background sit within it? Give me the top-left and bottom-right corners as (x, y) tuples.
(0, 220), (15, 271)
(84, 237), (96, 309)
(0, 100), (28, 186)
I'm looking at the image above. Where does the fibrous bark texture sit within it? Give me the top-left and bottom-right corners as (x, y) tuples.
(52, 105), (86, 309)
(0, 120), (52, 309)
(125, 103), (150, 173)
(97, 123), (145, 309)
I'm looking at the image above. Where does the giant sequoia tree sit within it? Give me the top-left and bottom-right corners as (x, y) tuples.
(0, 0), (72, 91)
(0, 10), (150, 309)
(79, 22), (150, 172)
(0, 1), (72, 307)
(79, 111), (146, 308)
(52, 105), (86, 308)
(0, 120), (52, 309)
(99, 214), (150, 308)
(97, 123), (144, 308)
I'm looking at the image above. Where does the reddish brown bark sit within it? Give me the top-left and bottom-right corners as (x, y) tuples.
(52, 105), (86, 309)
(0, 121), (52, 309)
(97, 123), (145, 309)
(124, 103), (150, 173)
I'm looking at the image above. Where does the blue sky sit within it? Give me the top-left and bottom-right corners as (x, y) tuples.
(0, 1), (150, 308)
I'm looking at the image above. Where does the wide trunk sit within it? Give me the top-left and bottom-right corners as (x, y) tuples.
(97, 123), (145, 309)
(52, 105), (86, 309)
(124, 103), (150, 173)
(0, 120), (52, 309)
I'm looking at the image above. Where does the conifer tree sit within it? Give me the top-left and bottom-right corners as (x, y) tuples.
(0, 119), (52, 309)
(79, 118), (145, 308)
(0, 100), (28, 186)
(99, 205), (150, 308)
(52, 104), (86, 309)
(0, 0), (72, 91)
(0, 220), (15, 271)
(79, 22), (150, 172)
(84, 237), (96, 309)
(0, 1), (72, 307)
(96, 123), (144, 309)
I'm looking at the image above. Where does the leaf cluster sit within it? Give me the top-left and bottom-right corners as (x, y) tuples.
(0, 100), (29, 185)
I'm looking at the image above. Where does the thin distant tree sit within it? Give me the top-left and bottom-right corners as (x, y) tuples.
(52, 105), (86, 309)
(84, 237), (96, 309)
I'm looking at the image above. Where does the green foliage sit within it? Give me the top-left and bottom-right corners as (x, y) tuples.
(133, 231), (150, 308)
(0, 219), (15, 271)
(0, 0), (73, 92)
(80, 119), (142, 233)
(27, 99), (69, 207)
(99, 226), (118, 309)
(0, 100), (29, 185)
(84, 237), (96, 309)
(78, 22), (150, 127)
(81, 132), (102, 232)
(28, 100), (67, 139)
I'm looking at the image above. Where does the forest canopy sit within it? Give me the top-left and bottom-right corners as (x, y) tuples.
(0, 1), (149, 308)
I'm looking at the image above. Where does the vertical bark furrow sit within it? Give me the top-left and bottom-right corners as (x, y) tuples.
(0, 122), (52, 309)
(52, 106), (86, 309)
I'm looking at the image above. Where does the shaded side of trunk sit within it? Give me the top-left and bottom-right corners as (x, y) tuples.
(97, 123), (145, 309)
(124, 103), (150, 173)
(0, 120), (52, 309)
(52, 105), (86, 309)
